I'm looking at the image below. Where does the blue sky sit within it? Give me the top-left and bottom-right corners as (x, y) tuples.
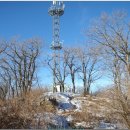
(0, 1), (129, 91)
(0, 1), (130, 44)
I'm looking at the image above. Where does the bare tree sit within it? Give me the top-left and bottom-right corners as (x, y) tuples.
(64, 47), (80, 93)
(0, 84), (8, 100)
(88, 10), (130, 128)
(0, 39), (41, 97)
(0, 40), (7, 100)
(47, 51), (68, 92)
(88, 10), (130, 74)
(78, 46), (100, 96)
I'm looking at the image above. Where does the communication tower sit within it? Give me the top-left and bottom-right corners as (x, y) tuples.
(48, 0), (65, 92)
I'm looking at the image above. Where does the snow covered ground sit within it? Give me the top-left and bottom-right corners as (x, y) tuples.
(33, 92), (127, 129)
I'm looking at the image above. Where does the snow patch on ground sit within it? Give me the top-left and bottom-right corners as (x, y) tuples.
(66, 115), (73, 122)
(71, 98), (82, 111)
(94, 121), (117, 129)
(32, 112), (69, 129)
(43, 92), (78, 111)
(40, 92), (126, 129)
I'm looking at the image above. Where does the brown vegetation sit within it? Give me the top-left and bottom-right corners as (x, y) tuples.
(0, 88), (56, 129)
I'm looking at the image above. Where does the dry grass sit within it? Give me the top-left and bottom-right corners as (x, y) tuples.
(64, 95), (118, 128)
(95, 87), (130, 128)
(0, 110), (31, 129)
(0, 88), (56, 129)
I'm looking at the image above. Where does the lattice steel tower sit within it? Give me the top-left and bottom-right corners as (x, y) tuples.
(48, 1), (65, 92)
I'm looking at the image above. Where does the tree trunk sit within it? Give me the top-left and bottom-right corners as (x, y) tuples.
(61, 84), (64, 92)
(83, 79), (87, 96)
(84, 87), (87, 96)
(72, 75), (75, 93)
(86, 86), (90, 95)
